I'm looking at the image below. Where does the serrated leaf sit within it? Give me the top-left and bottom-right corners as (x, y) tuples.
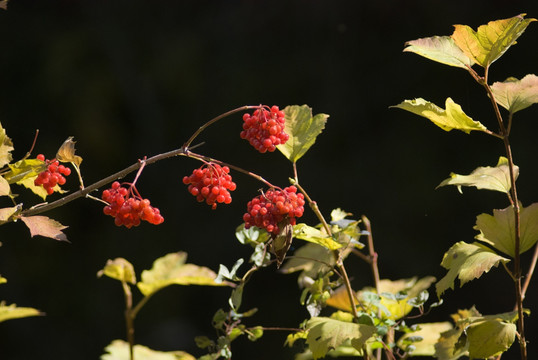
(467, 319), (516, 358)
(305, 317), (376, 359)
(475, 202), (538, 257)
(452, 14), (536, 68)
(436, 242), (509, 297)
(392, 98), (487, 133)
(3, 158), (44, 184)
(293, 223), (342, 250)
(437, 156), (517, 194)
(403, 36), (475, 69)
(97, 258), (136, 284)
(56, 136), (83, 167)
(0, 303), (42, 323)
(101, 339), (195, 360)
(137, 252), (226, 296)
(397, 322), (453, 356)
(21, 215), (68, 242)
(0, 122), (14, 168)
(0, 176), (10, 196)
(276, 105), (328, 163)
(491, 74), (538, 114)
(0, 205), (20, 225)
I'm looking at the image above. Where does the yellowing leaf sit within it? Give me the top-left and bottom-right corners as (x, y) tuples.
(21, 215), (68, 242)
(397, 322), (453, 356)
(276, 105), (328, 163)
(3, 158), (44, 184)
(0, 205), (20, 225)
(102, 339), (196, 360)
(437, 156), (517, 194)
(434, 327), (469, 360)
(293, 223), (342, 250)
(0, 276), (6, 285)
(436, 242), (509, 297)
(56, 136), (83, 168)
(403, 36), (475, 69)
(392, 98), (487, 134)
(475, 202), (538, 257)
(491, 74), (538, 114)
(0, 303), (42, 323)
(0, 176), (11, 197)
(0, 122), (14, 168)
(305, 317), (376, 359)
(97, 258), (136, 284)
(452, 14), (536, 68)
(137, 252), (226, 296)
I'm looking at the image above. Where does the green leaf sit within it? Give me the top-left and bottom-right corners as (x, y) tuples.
(101, 339), (196, 360)
(466, 319), (516, 358)
(137, 252), (226, 296)
(97, 258), (137, 284)
(0, 302), (42, 323)
(305, 317), (376, 359)
(21, 215), (69, 242)
(491, 74), (538, 114)
(451, 14), (536, 68)
(276, 105), (328, 163)
(3, 158), (58, 200)
(247, 326), (263, 341)
(437, 156), (517, 194)
(293, 223), (342, 250)
(434, 327), (469, 360)
(475, 202), (538, 257)
(397, 322), (453, 356)
(403, 36), (475, 69)
(436, 242), (510, 297)
(0, 122), (14, 168)
(392, 98), (488, 133)
(0, 176), (10, 197)
(235, 224), (270, 245)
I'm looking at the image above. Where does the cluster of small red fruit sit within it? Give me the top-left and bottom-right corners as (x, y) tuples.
(34, 154), (71, 195)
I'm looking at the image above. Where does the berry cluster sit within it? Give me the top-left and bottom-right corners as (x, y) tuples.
(34, 154), (72, 195)
(243, 186), (305, 235)
(102, 181), (164, 228)
(183, 163), (236, 209)
(240, 105), (289, 153)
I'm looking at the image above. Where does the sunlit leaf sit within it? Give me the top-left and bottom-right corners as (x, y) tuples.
(3, 159), (44, 184)
(403, 36), (475, 69)
(0, 205), (20, 225)
(436, 242), (509, 297)
(293, 223), (342, 250)
(97, 258), (136, 284)
(392, 98), (487, 133)
(467, 319), (516, 358)
(475, 202), (538, 257)
(330, 208), (352, 223)
(21, 215), (68, 242)
(0, 176), (10, 197)
(305, 317), (376, 359)
(276, 105), (328, 163)
(0, 122), (14, 168)
(434, 327), (469, 360)
(325, 285), (358, 313)
(437, 156), (517, 194)
(397, 322), (453, 356)
(235, 224), (270, 245)
(285, 330), (308, 347)
(491, 74), (538, 114)
(0, 276), (6, 285)
(137, 252), (226, 296)
(0, 302), (42, 323)
(56, 136), (83, 168)
(101, 339), (196, 360)
(452, 14), (536, 67)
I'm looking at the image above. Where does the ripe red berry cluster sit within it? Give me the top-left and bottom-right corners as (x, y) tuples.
(102, 181), (164, 228)
(183, 163), (236, 210)
(243, 186), (305, 235)
(240, 105), (289, 153)
(34, 154), (72, 195)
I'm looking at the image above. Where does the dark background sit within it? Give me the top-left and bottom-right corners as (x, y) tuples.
(1, 1), (538, 359)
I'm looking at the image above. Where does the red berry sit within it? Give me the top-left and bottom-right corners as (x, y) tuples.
(33, 155), (72, 195)
(183, 163), (236, 209)
(240, 105), (289, 153)
(243, 186), (305, 235)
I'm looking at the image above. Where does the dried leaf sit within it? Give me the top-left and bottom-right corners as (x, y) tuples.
(21, 215), (68, 242)
(56, 137), (83, 167)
